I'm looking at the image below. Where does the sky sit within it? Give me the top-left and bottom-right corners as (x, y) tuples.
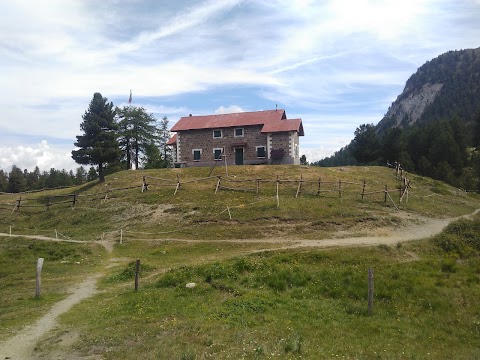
(1, 0), (480, 172)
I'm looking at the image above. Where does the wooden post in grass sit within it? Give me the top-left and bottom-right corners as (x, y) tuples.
(174, 175), (181, 195)
(134, 259), (140, 291)
(338, 179), (342, 198)
(215, 176), (221, 194)
(295, 175), (303, 198)
(384, 185), (388, 203)
(9, 225), (12, 236)
(276, 175), (280, 207)
(36, 258), (44, 299)
(368, 268), (374, 315)
(72, 193), (77, 207)
(361, 180), (366, 199)
(46, 197), (51, 211)
(120, 229), (123, 244)
(317, 177), (321, 195)
(13, 197), (21, 212)
(256, 179), (260, 195)
(141, 176), (148, 192)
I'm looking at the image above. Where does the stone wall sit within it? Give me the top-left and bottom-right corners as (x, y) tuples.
(177, 125), (269, 166)
(269, 132), (297, 165)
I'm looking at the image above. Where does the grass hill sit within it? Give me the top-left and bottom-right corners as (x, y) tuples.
(1, 165), (478, 242)
(1, 165), (480, 359)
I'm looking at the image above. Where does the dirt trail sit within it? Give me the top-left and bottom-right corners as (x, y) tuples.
(0, 276), (98, 359)
(0, 208), (478, 358)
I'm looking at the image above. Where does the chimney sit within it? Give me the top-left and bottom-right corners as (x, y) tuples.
(275, 104), (277, 111)
(189, 114), (192, 117)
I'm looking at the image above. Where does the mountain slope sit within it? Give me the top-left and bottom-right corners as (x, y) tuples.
(376, 47), (480, 133)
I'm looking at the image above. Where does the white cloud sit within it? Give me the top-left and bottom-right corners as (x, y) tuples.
(1, 0), (480, 168)
(214, 105), (245, 114)
(0, 141), (76, 172)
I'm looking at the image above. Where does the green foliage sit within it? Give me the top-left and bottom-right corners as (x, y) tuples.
(7, 165), (27, 193)
(351, 123), (380, 164)
(433, 217), (480, 258)
(116, 106), (159, 170)
(72, 92), (120, 182)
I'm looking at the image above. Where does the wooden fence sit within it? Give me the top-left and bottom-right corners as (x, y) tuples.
(2, 168), (413, 213)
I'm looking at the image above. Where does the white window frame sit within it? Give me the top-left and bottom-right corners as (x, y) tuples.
(234, 128), (244, 138)
(192, 148), (202, 161)
(213, 147), (224, 161)
(213, 129), (223, 139)
(256, 146), (266, 158)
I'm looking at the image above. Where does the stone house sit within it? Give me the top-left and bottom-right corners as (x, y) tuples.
(167, 109), (304, 167)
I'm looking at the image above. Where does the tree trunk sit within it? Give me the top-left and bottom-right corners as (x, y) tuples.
(98, 163), (105, 182)
(126, 138), (131, 170)
(134, 140), (139, 170)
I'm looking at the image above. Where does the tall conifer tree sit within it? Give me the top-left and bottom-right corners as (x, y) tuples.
(72, 93), (120, 182)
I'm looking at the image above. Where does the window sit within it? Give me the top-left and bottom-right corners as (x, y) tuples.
(213, 148), (223, 160)
(234, 128), (244, 137)
(256, 146), (266, 158)
(213, 129), (222, 138)
(192, 149), (202, 161)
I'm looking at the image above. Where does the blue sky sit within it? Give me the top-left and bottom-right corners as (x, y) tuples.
(1, 0), (480, 172)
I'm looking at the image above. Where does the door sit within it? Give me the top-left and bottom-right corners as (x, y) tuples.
(235, 148), (244, 165)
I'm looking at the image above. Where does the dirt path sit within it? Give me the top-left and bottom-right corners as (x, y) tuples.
(0, 208), (478, 358)
(0, 276), (98, 360)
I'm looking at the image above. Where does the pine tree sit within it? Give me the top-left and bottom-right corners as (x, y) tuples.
(72, 93), (120, 182)
(8, 165), (27, 193)
(116, 106), (158, 169)
(0, 170), (8, 192)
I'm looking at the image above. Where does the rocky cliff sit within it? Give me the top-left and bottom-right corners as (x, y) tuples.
(376, 47), (480, 134)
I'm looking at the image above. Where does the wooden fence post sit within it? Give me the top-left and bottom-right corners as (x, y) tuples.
(256, 179), (260, 195)
(384, 185), (388, 203)
(295, 175), (303, 198)
(276, 175), (280, 207)
(13, 197), (21, 212)
(36, 258), (44, 299)
(142, 176), (148, 192)
(72, 193), (77, 207)
(361, 180), (366, 199)
(134, 259), (140, 291)
(174, 174), (181, 195)
(215, 176), (221, 194)
(9, 225), (12, 236)
(338, 179), (342, 198)
(46, 197), (51, 211)
(368, 268), (374, 315)
(120, 229), (123, 244)
(317, 177), (321, 195)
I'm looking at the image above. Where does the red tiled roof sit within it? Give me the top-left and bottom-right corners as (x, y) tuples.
(261, 118), (304, 136)
(170, 109), (304, 135)
(166, 133), (177, 145)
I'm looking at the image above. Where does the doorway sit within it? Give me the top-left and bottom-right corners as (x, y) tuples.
(234, 148), (244, 165)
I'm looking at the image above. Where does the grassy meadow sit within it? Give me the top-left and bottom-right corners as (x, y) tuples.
(0, 165), (480, 359)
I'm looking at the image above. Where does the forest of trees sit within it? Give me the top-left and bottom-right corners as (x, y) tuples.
(0, 165), (98, 193)
(314, 111), (480, 190)
(316, 49), (480, 191)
